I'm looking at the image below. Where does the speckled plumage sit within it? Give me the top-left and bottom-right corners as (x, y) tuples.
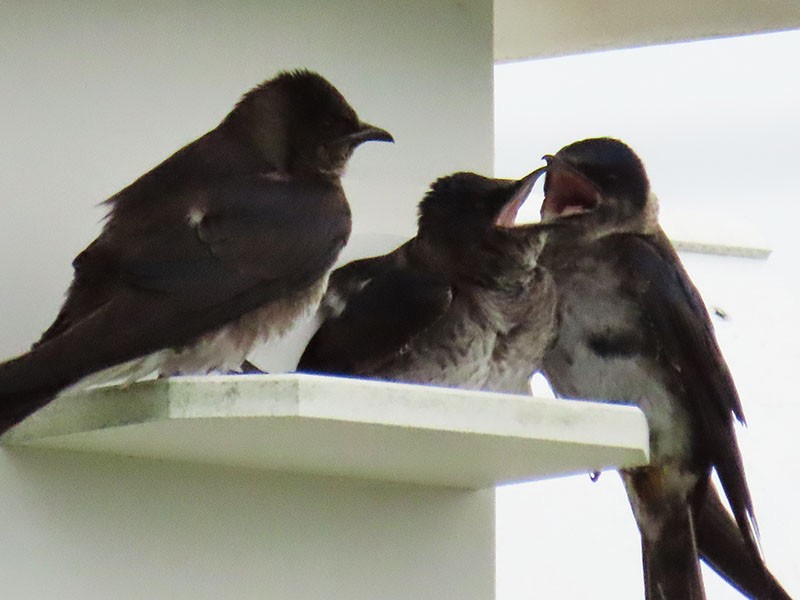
(298, 171), (557, 394)
(372, 248), (557, 392)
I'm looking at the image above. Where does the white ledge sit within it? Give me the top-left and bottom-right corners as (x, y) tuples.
(672, 239), (771, 259)
(1, 374), (649, 489)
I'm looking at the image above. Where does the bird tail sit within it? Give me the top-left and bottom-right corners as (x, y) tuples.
(640, 505), (707, 600)
(0, 291), (171, 435)
(697, 487), (792, 600)
(0, 349), (67, 434)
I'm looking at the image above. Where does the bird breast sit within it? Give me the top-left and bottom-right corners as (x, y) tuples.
(158, 274), (330, 375)
(543, 257), (694, 465)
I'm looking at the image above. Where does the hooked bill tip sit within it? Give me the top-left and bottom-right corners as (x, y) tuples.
(352, 123), (394, 145)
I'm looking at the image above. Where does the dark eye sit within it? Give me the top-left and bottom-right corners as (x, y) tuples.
(320, 115), (338, 130)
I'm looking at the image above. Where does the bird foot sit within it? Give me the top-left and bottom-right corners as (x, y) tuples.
(237, 360), (266, 374)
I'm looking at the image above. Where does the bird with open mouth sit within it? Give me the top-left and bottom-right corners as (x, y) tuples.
(298, 168), (558, 394)
(537, 137), (790, 600)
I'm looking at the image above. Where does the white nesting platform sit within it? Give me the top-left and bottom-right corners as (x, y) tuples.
(0, 374), (649, 600)
(2, 374), (648, 487)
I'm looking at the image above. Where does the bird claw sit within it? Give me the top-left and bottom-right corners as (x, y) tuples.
(238, 360), (266, 374)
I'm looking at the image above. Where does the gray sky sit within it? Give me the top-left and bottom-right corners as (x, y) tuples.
(494, 29), (800, 599)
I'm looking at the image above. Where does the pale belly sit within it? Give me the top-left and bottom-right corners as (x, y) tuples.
(548, 333), (695, 467)
(66, 275), (329, 392)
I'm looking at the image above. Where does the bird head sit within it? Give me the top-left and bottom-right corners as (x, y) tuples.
(416, 169), (547, 281)
(540, 137), (658, 235)
(418, 169), (544, 237)
(228, 70), (393, 177)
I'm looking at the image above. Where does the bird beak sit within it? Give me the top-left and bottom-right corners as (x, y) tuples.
(540, 154), (600, 221)
(495, 166), (547, 228)
(514, 165), (548, 197)
(339, 122), (395, 147)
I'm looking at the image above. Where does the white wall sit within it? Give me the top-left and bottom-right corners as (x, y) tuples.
(494, 0), (800, 61)
(1, 448), (494, 599)
(0, 0), (494, 360)
(0, 2), (495, 598)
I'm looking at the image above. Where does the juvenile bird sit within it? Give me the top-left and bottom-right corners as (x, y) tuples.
(298, 169), (557, 394)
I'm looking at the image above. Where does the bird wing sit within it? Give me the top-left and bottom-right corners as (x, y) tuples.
(609, 231), (758, 556)
(118, 176), (349, 301)
(38, 176), (349, 345)
(298, 250), (453, 375)
(696, 484), (790, 599)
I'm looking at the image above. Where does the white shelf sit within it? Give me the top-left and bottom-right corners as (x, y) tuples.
(2, 374), (648, 489)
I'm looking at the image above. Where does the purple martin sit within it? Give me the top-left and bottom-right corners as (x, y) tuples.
(0, 70), (392, 434)
(298, 169), (557, 393)
(538, 137), (789, 599)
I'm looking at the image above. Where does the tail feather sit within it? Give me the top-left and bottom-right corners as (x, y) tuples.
(697, 487), (792, 600)
(0, 352), (69, 434)
(0, 389), (57, 434)
(0, 294), (158, 434)
(641, 506), (706, 600)
(622, 468), (707, 600)
(713, 423), (762, 561)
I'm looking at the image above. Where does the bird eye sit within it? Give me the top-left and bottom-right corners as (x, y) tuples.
(320, 115), (338, 130)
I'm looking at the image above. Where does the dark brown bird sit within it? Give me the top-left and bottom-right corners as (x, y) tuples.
(0, 69), (392, 434)
(298, 169), (557, 394)
(538, 137), (789, 599)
